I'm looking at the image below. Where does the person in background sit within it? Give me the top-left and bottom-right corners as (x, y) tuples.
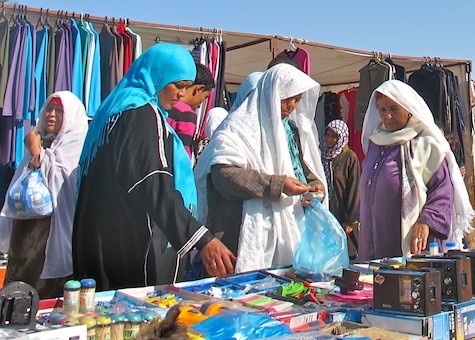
(0, 91), (89, 298)
(445, 132), (465, 178)
(73, 44), (235, 291)
(358, 80), (474, 261)
(321, 119), (360, 259)
(167, 63), (215, 160)
(194, 64), (327, 273)
(229, 71), (263, 113)
(196, 71), (264, 161)
(267, 54), (299, 70)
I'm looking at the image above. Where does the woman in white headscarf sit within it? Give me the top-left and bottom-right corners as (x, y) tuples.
(358, 80), (474, 261)
(195, 64), (327, 273)
(0, 91), (88, 298)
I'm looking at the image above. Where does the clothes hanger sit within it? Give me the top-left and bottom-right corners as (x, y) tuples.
(0, 2), (7, 23)
(36, 7), (44, 28)
(285, 38), (297, 52)
(172, 27), (183, 44)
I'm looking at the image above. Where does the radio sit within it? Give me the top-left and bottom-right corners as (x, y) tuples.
(406, 255), (472, 302)
(445, 249), (475, 295)
(373, 267), (441, 316)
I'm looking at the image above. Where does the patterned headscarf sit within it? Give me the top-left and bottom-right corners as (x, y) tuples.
(321, 119), (349, 200)
(321, 119), (349, 160)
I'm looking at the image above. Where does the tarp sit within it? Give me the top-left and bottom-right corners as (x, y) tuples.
(14, 6), (475, 183)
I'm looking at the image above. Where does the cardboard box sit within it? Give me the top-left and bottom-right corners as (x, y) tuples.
(318, 320), (410, 340)
(362, 310), (455, 340)
(442, 299), (475, 340)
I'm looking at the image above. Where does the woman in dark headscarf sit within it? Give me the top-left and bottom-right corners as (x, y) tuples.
(321, 119), (360, 259)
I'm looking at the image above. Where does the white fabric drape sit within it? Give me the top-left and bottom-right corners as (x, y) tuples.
(0, 91), (89, 278)
(195, 64), (327, 272)
(362, 80), (474, 254)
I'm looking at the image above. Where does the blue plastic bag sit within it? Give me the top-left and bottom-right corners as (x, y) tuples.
(5, 168), (53, 219)
(293, 198), (349, 279)
(191, 309), (292, 339)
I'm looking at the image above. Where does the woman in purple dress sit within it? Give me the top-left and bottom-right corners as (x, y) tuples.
(358, 80), (473, 261)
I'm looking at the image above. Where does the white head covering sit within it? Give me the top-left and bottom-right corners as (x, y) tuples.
(0, 91), (89, 278)
(195, 64), (326, 272)
(362, 80), (474, 253)
(204, 107), (228, 138)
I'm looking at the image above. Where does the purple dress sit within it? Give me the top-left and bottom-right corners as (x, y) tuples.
(357, 140), (453, 261)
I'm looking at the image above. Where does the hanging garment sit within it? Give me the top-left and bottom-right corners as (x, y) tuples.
(276, 47), (311, 75)
(354, 60), (390, 130)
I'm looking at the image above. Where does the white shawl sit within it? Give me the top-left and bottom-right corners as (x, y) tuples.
(362, 80), (474, 255)
(0, 91), (89, 278)
(195, 64), (327, 272)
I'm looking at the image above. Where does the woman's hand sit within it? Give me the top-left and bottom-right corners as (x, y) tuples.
(410, 222), (430, 254)
(24, 127), (42, 157)
(300, 181), (325, 206)
(283, 177), (311, 196)
(200, 238), (237, 278)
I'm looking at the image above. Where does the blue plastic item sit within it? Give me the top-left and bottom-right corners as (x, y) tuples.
(293, 198), (349, 278)
(6, 168), (53, 219)
(191, 309), (292, 339)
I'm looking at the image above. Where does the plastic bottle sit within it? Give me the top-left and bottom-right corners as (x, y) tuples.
(63, 280), (81, 316)
(445, 241), (457, 252)
(96, 315), (112, 340)
(429, 242), (439, 256)
(80, 278), (96, 314)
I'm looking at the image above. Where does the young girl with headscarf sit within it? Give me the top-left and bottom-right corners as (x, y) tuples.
(195, 64), (327, 273)
(321, 119), (360, 259)
(359, 80), (474, 261)
(73, 44), (235, 291)
(0, 91), (88, 298)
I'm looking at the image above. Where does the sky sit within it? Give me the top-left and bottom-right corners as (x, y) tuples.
(11, 0), (475, 74)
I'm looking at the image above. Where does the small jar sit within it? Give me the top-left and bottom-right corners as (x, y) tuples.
(123, 313), (142, 340)
(429, 242), (439, 256)
(445, 241), (457, 252)
(110, 314), (126, 340)
(96, 315), (112, 340)
(80, 316), (97, 340)
(63, 280), (81, 316)
(80, 278), (96, 314)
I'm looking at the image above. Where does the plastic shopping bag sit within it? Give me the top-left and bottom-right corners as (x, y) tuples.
(293, 198), (349, 279)
(3, 168), (53, 219)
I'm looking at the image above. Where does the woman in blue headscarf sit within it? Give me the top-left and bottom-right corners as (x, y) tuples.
(73, 43), (236, 290)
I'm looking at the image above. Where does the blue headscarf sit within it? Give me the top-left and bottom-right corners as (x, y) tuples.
(229, 71), (263, 112)
(79, 43), (198, 211)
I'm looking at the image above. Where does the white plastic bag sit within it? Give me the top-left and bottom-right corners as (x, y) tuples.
(2, 168), (53, 219)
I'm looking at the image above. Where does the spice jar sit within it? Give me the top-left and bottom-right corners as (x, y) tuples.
(63, 280), (81, 316)
(80, 278), (96, 314)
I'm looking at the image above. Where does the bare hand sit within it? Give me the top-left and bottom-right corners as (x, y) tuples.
(460, 166), (466, 178)
(410, 222), (430, 254)
(24, 127), (42, 156)
(200, 238), (236, 278)
(283, 177), (311, 196)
